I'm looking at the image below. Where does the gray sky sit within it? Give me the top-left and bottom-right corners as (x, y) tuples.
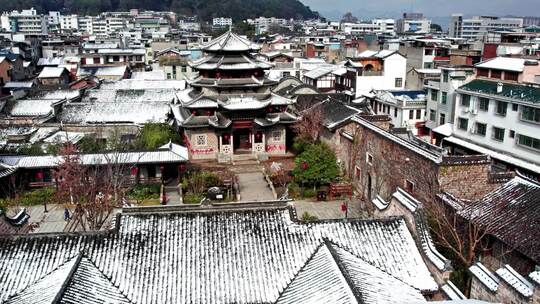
(302, 0), (540, 20)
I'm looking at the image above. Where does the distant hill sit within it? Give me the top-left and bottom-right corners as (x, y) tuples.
(0, 0), (320, 21)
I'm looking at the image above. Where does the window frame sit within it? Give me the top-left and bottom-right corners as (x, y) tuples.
(458, 117), (469, 131)
(492, 127), (505, 142)
(195, 134), (207, 146)
(479, 97), (489, 111)
(474, 122), (487, 136)
(461, 94), (471, 107)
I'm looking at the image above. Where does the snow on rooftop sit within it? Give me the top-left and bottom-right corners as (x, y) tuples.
(9, 99), (62, 117)
(441, 281), (467, 300)
(37, 67), (67, 78)
(59, 102), (171, 124)
(100, 79), (186, 90)
(0, 208), (437, 303)
(432, 123), (453, 137)
(130, 70), (166, 80)
(496, 265), (533, 298)
(201, 31), (260, 52)
(304, 65), (339, 79)
(475, 57), (534, 72)
(529, 270), (540, 285)
(32, 90), (80, 100)
(469, 262), (499, 292)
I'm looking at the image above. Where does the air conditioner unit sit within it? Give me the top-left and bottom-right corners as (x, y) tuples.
(462, 108), (470, 114)
(471, 107), (478, 115)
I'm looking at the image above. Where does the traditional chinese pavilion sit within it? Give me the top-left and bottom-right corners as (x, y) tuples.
(175, 31), (297, 161)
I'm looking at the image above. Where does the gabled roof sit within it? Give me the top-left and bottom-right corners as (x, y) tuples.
(459, 175), (540, 264)
(0, 207), (438, 303)
(201, 30), (260, 52)
(37, 67), (68, 79)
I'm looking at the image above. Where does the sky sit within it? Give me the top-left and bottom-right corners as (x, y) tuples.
(302, 0), (540, 21)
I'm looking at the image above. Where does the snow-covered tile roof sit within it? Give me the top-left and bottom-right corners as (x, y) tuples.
(444, 136), (540, 174)
(432, 123), (453, 137)
(304, 65), (339, 79)
(130, 70), (166, 80)
(529, 270), (540, 285)
(441, 281), (467, 300)
(100, 79), (186, 90)
(8, 99), (62, 117)
(42, 131), (86, 144)
(0, 208), (437, 303)
(59, 102), (171, 124)
(77, 66), (127, 78)
(0, 145), (188, 169)
(332, 244), (427, 303)
(37, 67), (68, 78)
(475, 57), (532, 72)
(276, 243), (358, 304)
(31, 89), (80, 100)
(496, 264), (533, 297)
(219, 96), (271, 110)
(201, 30), (260, 52)
(392, 187), (419, 212)
(4, 255), (79, 304)
(85, 88), (177, 103)
(469, 262), (499, 292)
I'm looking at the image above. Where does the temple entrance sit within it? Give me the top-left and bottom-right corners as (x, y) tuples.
(233, 128), (251, 153)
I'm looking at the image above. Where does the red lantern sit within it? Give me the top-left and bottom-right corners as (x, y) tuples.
(160, 166), (165, 172)
(130, 167), (139, 176)
(179, 164), (186, 172)
(191, 110), (197, 115)
(301, 161), (309, 171)
(206, 110), (212, 116)
(36, 171), (44, 180)
(224, 134), (230, 140)
(341, 202), (348, 212)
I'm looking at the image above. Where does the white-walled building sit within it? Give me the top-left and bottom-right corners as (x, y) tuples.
(1, 8), (48, 34)
(371, 90), (428, 135)
(425, 66), (475, 131)
(60, 14), (79, 32)
(354, 50), (407, 96)
(447, 79), (540, 175)
(213, 17), (232, 27)
(396, 13), (431, 34)
(449, 15), (523, 40)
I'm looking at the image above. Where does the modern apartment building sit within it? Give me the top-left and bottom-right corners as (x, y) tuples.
(0, 8), (48, 34)
(396, 13), (431, 34)
(449, 15), (523, 40)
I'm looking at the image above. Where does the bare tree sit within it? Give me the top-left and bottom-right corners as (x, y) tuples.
(292, 105), (323, 143)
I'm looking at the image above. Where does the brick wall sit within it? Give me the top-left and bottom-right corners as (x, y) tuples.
(439, 156), (501, 201)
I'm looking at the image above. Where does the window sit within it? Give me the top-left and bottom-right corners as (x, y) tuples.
(461, 94), (470, 107)
(495, 100), (507, 116)
(512, 103), (518, 111)
(366, 153), (373, 165)
(439, 113), (446, 125)
(477, 68), (489, 77)
(431, 89), (438, 101)
(442, 71), (449, 82)
(195, 134), (207, 146)
(167, 73), (171, 79)
(474, 122), (487, 136)
(355, 166), (361, 179)
(416, 109), (421, 119)
(441, 92), (447, 104)
(458, 117), (468, 130)
(504, 71), (518, 81)
(509, 130), (515, 138)
(430, 109), (436, 121)
(394, 108), (398, 117)
(479, 98), (489, 111)
(272, 131), (282, 142)
(492, 127), (505, 141)
(517, 134), (540, 151)
(395, 78), (403, 87)
(490, 70), (501, 79)
(405, 180), (415, 193)
(521, 106), (540, 123)
(409, 110), (414, 119)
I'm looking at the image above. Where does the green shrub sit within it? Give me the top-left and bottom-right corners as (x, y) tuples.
(303, 188), (317, 198)
(287, 182), (300, 198)
(300, 212), (318, 222)
(17, 188), (56, 206)
(293, 142), (339, 186)
(184, 193), (204, 204)
(127, 184), (161, 201)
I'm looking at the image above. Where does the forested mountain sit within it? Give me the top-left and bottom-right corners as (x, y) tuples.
(0, 0), (320, 21)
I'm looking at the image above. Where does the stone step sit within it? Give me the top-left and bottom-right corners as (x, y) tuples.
(232, 160), (260, 167)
